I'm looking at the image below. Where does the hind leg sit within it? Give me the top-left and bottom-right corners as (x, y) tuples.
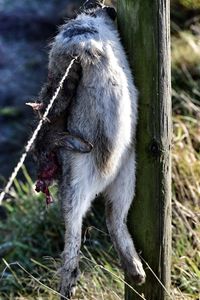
(58, 153), (109, 299)
(58, 162), (94, 299)
(104, 150), (146, 284)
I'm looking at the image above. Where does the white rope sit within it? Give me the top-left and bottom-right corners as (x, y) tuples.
(0, 58), (77, 205)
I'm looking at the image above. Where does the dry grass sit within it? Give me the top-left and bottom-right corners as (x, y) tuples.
(172, 32), (200, 68)
(172, 114), (200, 299)
(179, 0), (200, 10)
(171, 14), (200, 298)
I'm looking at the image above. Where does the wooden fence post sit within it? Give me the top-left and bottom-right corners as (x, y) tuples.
(117, 1), (171, 299)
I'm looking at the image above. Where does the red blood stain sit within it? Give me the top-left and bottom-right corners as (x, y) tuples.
(35, 152), (59, 205)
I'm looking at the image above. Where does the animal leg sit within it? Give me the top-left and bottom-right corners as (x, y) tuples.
(104, 151), (146, 285)
(59, 180), (92, 299)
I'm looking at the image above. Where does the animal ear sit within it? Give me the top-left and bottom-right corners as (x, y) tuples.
(26, 102), (44, 111)
(103, 6), (117, 21)
(84, 0), (102, 10)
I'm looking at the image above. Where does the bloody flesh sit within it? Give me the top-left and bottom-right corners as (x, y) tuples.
(35, 152), (59, 205)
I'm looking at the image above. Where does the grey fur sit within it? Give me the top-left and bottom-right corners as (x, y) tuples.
(63, 26), (98, 39)
(34, 4), (146, 298)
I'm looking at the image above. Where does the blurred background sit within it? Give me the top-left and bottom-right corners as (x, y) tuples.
(0, 0), (199, 299)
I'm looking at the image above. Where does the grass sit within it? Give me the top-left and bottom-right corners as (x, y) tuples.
(171, 9), (200, 298)
(0, 169), (124, 300)
(178, 0), (200, 10)
(0, 1), (200, 299)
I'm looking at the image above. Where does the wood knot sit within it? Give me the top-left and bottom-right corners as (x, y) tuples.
(149, 139), (162, 157)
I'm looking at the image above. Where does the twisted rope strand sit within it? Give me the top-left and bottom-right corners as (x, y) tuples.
(0, 58), (77, 205)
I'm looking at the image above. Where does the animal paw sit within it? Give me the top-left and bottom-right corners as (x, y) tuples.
(59, 267), (80, 299)
(126, 258), (146, 285)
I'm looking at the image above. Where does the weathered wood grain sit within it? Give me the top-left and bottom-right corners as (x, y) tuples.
(117, 1), (171, 299)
